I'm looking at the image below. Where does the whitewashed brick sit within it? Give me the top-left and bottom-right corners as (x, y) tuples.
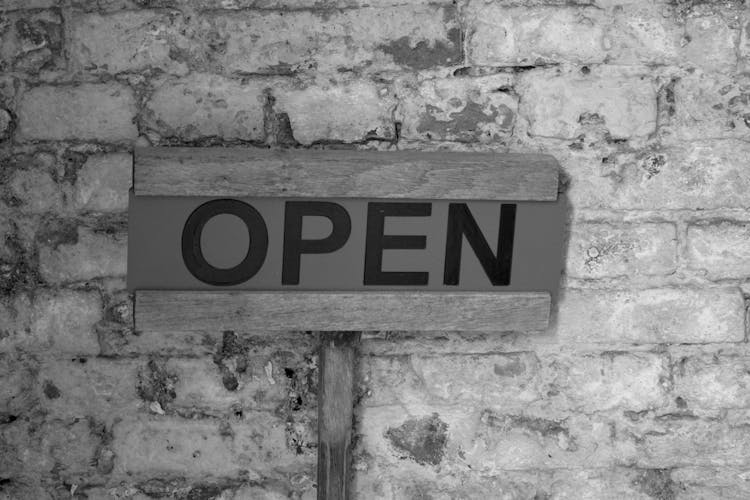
(17, 84), (137, 142)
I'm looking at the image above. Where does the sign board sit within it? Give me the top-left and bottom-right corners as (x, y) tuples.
(129, 147), (564, 333)
(128, 196), (564, 293)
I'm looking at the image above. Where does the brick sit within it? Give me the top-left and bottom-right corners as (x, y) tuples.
(112, 414), (315, 477)
(555, 288), (745, 344)
(0, 354), (37, 416)
(362, 353), (540, 410)
(673, 352), (750, 409)
(0, 290), (102, 354)
(673, 467), (750, 499)
(632, 409), (750, 468)
(519, 68), (657, 140)
(73, 153), (132, 213)
(167, 355), (297, 413)
(36, 358), (138, 418)
(29, 289), (103, 355)
(17, 84), (138, 142)
(7, 167), (63, 214)
(687, 221), (750, 279)
(466, 6), (607, 66)
(606, 4), (682, 65)
(275, 80), (396, 144)
(667, 72), (750, 142)
(540, 352), (669, 412)
(561, 140), (750, 210)
(69, 11), (189, 75)
(144, 74), (268, 142)
(683, 14), (738, 73)
(397, 74), (517, 143)
(0, 9), (63, 73)
(39, 227), (127, 283)
(207, 6), (460, 74)
(359, 406), (617, 471)
(566, 222), (677, 279)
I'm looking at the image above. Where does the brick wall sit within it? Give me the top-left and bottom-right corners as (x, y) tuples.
(1, 0), (749, 498)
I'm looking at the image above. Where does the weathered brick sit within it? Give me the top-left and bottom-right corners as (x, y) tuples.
(207, 6), (461, 74)
(143, 74), (268, 143)
(683, 13), (738, 73)
(397, 74), (517, 143)
(275, 80), (396, 144)
(362, 353), (540, 410)
(559, 140), (750, 209)
(6, 167), (63, 214)
(687, 221), (750, 279)
(667, 71), (750, 142)
(606, 3), (682, 65)
(17, 84), (138, 142)
(0, 354), (36, 417)
(29, 289), (103, 354)
(39, 227), (126, 283)
(540, 351), (669, 412)
(36, 358), (138, 418)
(0, 9), (63, 73)
(167, 355), (298, 413)
(673, 351), (750, 409)
(70, 11), (189, 75)
(466, 6), (607, 66)
(631, 409), (750, 468)
(555, 288), (745, 344)
(519, 68), (657, 140)
(566, 222), (677, 279)
(112, 414), (315, 477)
(73, 153), (132, 213)
(673, 466), (750, 499)
(466, 3), (733, 69)
(0, 289), (102, 354)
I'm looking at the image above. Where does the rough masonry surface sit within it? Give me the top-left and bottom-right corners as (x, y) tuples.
(1, 0), (749, 498)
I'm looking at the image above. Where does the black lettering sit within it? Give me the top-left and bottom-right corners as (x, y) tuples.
(282, 201), (351, 285)
(443, 203), (516, 286)
(182, 199), (268, 286)
(364, 202), (431, 286)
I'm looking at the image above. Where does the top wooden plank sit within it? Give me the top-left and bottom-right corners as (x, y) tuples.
(134, 147), (559, 200)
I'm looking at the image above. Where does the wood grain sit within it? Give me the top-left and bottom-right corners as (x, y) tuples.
(134, 291), (551, 332)
(317, 332), (359, 500)
(134, 147), (559, 201)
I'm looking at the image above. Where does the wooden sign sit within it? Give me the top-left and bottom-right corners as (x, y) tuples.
(129, 148), (563, 332)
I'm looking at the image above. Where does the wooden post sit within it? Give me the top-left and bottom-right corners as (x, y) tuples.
(317, 331), (360, 500)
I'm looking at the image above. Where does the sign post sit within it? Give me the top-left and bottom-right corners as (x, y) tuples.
(129, 147), (563, 500)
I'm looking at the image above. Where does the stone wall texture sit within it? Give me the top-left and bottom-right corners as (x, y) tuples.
(1, 0), (749, 498)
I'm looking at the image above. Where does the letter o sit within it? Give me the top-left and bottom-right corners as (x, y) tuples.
(182, 199), (268, 286)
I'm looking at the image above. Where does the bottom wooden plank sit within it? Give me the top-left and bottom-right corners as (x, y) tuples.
(135, 291), (551, 332)
(317, 332), (359, 500)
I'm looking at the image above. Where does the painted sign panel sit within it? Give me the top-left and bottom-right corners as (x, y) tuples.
(127, 194), (565, 294)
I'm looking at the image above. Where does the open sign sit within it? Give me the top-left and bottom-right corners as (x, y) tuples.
(128, 195), (564, 293)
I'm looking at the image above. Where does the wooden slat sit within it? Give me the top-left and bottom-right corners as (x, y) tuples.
(135, 291), (551, 332)
(317, 332), (359, 500)
(134, 147), (559, 201)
